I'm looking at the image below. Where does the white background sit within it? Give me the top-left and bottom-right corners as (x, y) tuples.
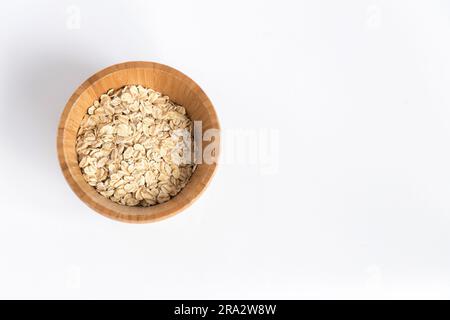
(0, 0), (449, 299)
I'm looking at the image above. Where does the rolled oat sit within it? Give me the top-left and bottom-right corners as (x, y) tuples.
(76, 85), (195, 206)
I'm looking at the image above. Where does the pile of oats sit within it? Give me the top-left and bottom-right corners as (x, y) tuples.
(76, 85), (195, 206)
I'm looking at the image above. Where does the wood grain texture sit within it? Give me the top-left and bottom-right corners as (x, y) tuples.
(57, 61), (220, 223)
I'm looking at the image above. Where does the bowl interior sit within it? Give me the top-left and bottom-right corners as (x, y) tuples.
(58, 62), (219, 223)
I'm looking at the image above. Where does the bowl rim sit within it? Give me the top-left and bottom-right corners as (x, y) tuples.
(57, 61), (220, 223)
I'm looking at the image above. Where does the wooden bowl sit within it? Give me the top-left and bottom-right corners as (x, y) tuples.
(57, 61), (220, 223)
